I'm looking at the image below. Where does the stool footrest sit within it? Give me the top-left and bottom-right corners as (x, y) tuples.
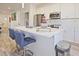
(23, 49), (33, 56)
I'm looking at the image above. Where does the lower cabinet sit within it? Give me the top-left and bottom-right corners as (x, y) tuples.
(61, 19), (79, 44)
(61, 19), (75, 42)
(74, 19), (79, 44)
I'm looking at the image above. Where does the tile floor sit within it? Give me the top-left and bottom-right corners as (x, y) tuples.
(0, 28), (79, 56)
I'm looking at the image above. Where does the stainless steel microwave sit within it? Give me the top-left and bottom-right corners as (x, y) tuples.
(49, 12), (61, 19)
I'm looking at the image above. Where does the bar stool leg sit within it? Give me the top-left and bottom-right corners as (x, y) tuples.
(55, 49), (58, 56)
(23, 47), (33, 56)
(67, 50), (70, 56)
(23, 48), (25, 56)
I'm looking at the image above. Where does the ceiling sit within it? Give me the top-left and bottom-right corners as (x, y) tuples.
(0, 3), (51, 15)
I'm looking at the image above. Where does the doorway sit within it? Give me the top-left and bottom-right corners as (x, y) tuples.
(25, 12), (29, 27)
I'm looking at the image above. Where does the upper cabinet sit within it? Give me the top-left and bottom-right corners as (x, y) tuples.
(75, 4), (79, 18)
(36, 3), (79, 19)
(61, 4), (75, 18)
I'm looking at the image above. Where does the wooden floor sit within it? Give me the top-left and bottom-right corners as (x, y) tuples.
(0, 28), (79, 56)
(0, 28), (17, 56)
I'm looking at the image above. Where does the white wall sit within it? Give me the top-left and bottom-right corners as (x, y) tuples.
(16, 10), (25, 26)
(16, 8), (29, 26)
(29, 4), (36, 27)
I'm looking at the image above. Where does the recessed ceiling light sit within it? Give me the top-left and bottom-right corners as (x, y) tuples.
(8, 7), (11, 10)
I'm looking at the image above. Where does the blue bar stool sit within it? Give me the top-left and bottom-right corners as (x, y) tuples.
(14, 30), (36, 56)
(9, 28), (15, 40)
(9, 28), (20, 52)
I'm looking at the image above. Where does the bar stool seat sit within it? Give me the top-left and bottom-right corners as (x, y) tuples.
(55, 40), (71, 56)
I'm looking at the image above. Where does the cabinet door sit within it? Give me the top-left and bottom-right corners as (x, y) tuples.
(75, 4), (79, 18)
(61, 4), (75, 18)
(61, 20), (74, 42)
(74, 20), (79, 43)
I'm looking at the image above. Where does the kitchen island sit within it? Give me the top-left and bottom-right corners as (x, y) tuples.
(14, 26), (63, 56)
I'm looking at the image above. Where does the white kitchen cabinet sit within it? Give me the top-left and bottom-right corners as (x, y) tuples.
(75, 4), (79, 18)
(48, 20), (61, 25)
(61, 4), (75, 18)
(74, 19), (79, 43)
(61, 19), (74, 42)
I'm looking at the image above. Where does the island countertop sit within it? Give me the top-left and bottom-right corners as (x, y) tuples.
(14, 26), (63, 38)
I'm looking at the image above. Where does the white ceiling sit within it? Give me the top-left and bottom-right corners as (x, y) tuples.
(0, 3), (51, 15)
